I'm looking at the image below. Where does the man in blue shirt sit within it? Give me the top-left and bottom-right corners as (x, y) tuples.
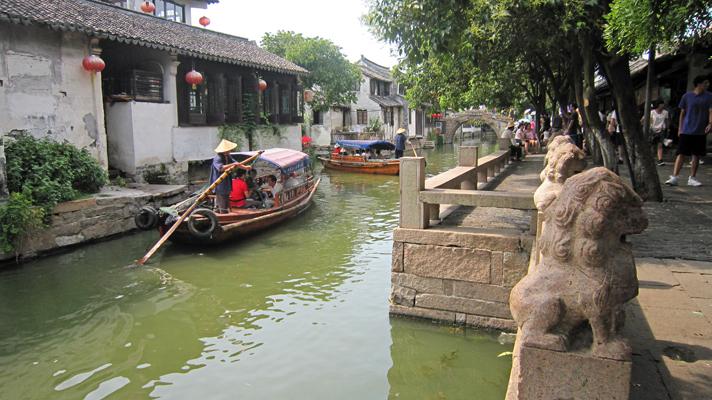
(665, 76), (712, 187)
(394, 127), (407, 158)
(210, 139), (243, 213)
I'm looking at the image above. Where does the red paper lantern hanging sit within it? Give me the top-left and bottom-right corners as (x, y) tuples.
(303, 89), (314, 103)
(258, 79), (267, 92)
(140, 1), (155, 13)
(82, 55), (106, 73)
(185, 70), (204, 89)
(199, 16), (211, 27)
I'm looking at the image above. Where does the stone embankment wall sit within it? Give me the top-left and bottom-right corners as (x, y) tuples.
(0, 185), (188, 262)
(390, 227), (532, 332)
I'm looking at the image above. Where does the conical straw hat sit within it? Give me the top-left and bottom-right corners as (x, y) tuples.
(214, 139), (237, 153)
(396, 127), (407, 134)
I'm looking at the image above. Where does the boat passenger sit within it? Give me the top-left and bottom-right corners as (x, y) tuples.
(332, 145), (341, 158)
(263, 175), (283, 208)
(210, 139), (245, 214)
(229, 169), (250, 208)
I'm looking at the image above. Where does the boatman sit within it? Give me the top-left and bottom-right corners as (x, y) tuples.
(394, 127), (407, 158)
(210, 139), (247, 214)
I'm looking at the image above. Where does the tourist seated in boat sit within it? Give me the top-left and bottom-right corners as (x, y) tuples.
(229, 169), (250, 209)
(263, 174), (283, 208)
(211, 139), (248, 214)
(246, 169), (266, 203)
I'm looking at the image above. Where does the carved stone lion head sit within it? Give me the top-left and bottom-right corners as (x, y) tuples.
(538, 167), (648, 268)
(541, 136), (576, 182)
(543, 143), (587, 184)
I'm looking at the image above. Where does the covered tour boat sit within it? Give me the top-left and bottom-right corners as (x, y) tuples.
(317, 140), (400, 175)
(135, 148), (320, 245)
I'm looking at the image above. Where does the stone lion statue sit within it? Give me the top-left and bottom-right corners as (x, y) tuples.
(540, 136), (575, 182)
(510, 168), (648, 361)
(534, 142), (587, 211)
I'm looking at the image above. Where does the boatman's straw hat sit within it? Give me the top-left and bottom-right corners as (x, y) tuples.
(396, 127), (407, 134)
(214, 139), (238, 153)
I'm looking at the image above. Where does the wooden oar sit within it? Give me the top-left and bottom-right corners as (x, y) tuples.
(408, 139), (419, 157)
(136, 151), (263, 266)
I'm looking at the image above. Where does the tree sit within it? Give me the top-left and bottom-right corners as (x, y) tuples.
(261, 31), (362, 112)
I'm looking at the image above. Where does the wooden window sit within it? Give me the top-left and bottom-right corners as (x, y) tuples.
(370, 79), (376, 95)
(187, 73), (206, 125)
(313, 110), (323, 125)
(151, 0), (185, 23)
(384, 108), (392, 126)
(357, 109), (368, 125)
(226, 77), (242, 123)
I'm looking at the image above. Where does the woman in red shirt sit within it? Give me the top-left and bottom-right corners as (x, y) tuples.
(229, 169), (250, 208)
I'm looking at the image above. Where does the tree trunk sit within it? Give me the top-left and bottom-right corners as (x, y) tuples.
(0, 136), (7, 199)
(578, 36), (617, 170)
(599, 53), (663, 201)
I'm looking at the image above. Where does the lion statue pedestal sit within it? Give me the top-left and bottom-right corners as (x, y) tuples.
(506, 167), (648, 400)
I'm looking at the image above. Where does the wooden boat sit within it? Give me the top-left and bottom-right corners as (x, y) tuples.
(318, 140), (400, 175)
(147, 148), (320, 245)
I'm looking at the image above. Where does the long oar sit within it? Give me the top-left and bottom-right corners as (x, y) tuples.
(408, 139), (419, 157)
(136, 151), (263, 266)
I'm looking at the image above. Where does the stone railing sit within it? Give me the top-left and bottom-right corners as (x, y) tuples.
(391, 145), (536, 331)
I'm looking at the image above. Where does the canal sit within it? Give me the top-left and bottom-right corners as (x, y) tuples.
(0, 141), (513, 400)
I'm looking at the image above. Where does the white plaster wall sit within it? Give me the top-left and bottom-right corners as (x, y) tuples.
(172, 126), (220, 162)
(310, 125), (331, 146)
(172, 124), (302, 162)
(0, 24), (108, 167)
(132, 102), (175, 167)
(105, 102), (135, 173)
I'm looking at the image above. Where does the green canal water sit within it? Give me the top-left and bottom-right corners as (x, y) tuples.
(0, 142), (513, 400)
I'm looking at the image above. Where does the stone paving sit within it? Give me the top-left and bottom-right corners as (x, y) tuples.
(444, 150), (712, 399)
(442, 154), (543, 232)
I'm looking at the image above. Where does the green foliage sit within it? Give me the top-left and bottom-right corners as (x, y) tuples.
(0, 192), (44, 255)
(366, 117), (383, 133)
(604, 0), (712, 54)
(5, 132), (107, 217)
(262, 31), (361, 111)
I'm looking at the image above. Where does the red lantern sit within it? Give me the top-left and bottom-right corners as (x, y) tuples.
(199, 16), (210, 27)
(185, 70), (204, 89)
(258, 79), (267, 92)
(140, 1), (155, 13)
(82, 55), (105, 73)
(303, 89), (314, 103)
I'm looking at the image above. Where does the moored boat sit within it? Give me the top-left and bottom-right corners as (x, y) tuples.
(317, 140), (400, 175)
(136, 148), (320, 244)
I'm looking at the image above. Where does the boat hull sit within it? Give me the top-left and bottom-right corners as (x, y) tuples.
(161, 178), (321, 245)
(317, 157), (400, 175)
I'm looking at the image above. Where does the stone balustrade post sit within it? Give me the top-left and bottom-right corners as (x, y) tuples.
(458, 146), (478, 190)
(400, 157), (429, 229)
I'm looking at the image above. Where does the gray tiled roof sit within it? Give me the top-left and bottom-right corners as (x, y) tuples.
(0, 0), (308, 75)
(370, 94), (407, 108)
(358, 56), (393, 82)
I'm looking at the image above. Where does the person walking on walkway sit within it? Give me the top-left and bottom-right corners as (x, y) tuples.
(394, 127), (407, 159)
(644, 99), (670, 166)
(665, 75), (712, 187)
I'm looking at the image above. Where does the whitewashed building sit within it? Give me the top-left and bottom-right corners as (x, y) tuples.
(0, 0), (308, 183)
(310, 56), (427, 146)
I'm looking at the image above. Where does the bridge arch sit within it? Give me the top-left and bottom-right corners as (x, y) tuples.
(443, 110), (511, 144)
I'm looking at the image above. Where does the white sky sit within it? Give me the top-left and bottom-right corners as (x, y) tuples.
(191, 0), (399, 68)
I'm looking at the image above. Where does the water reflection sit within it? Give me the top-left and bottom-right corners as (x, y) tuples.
(0, 142), (511, 399)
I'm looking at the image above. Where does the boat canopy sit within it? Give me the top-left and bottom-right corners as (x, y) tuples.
(233, 148), (310, 174)
(335, 140), (395, 151)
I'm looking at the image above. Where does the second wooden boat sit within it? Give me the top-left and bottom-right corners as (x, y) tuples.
(318, 140), (400, 175)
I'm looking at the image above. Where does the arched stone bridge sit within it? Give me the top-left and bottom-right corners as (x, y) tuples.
(443, 110), (512, 144)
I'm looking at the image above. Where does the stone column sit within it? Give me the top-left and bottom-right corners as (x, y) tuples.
(166, 55), (181, 128)
(89, 39), (108, 169)
(458, 146), (478, 190)
(399, 157), (428, 229)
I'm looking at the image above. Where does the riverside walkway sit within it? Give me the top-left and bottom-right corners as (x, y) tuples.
(441, 152), (712, 400)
